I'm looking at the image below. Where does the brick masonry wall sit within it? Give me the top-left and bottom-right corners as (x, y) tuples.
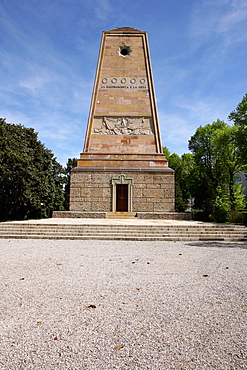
(70, 170), (175, 212)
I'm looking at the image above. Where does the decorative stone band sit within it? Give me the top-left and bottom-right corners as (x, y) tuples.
(76, 151), (170, 169)
(99, 77), (148, 90)
(72, 167), (174, 173)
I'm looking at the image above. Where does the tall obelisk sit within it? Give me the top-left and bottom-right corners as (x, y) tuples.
(70, 28), (175, 215)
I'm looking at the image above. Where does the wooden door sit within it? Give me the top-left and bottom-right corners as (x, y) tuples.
(116, 184), (128, 212)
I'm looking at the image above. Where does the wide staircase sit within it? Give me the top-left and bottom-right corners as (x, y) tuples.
(0, 221), (246, 241)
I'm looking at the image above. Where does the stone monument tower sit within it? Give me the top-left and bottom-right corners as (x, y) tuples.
(69, 27), (175, 216)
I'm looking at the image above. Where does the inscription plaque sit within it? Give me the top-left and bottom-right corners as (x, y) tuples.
(100, 77), (148, 90)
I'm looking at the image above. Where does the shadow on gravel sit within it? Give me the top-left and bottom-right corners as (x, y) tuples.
(187, 241), (247, 249)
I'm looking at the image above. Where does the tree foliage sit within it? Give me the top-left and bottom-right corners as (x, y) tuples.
(164, 147), (195, 212)
(228, 93), (247, 165)
(165, 91), (247, 223)
(0, 118), (65, 221)
(64, 157), (77, 210)
(188, 119), (246, 222)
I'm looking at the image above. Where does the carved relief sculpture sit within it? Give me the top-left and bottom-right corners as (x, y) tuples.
(93, 117), (153, 135)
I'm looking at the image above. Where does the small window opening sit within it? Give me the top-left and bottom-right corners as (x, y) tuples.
(118, 45), (131, 57)
(120, 48), (128, 56)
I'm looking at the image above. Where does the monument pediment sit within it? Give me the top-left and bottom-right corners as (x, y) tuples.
(107, 27), (144, 33)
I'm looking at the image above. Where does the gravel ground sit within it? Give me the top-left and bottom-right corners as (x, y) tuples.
(0, 239), (246, 370)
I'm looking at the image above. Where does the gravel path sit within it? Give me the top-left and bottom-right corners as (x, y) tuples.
(0, 239), (246, 369)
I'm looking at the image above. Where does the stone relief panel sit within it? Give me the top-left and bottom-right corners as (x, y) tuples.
(93, 117), (153, 135)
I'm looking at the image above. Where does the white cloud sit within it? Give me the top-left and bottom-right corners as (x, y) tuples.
(19, 73), (52, 94)
(159, 111), (192, 155)
(218, 0), (247, 32)
(190, 0), (247, 42)
(174, 98), (228, 124)
(158, 94), (234, 156)
(96, 0), (111, 20)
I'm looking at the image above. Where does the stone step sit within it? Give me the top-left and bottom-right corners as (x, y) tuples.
(0, 224), (245, 231)
(0, 230), (245, 236)
(0, 222), (246, 241)
(0, 228), (245, 235)
(0, 234), (246, 241)
(0, 231), (246, 240)
(0, 226), (245, 234)
(0, 234), (245, 241)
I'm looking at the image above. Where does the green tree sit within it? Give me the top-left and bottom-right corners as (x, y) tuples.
(180, 153), (197, 204)
(189, 120), (225, 212)
(64, 157), (77, 210)
(162, 146), (171, 158)
(213, 124), (245, 210)
(168, 153), (187, 212)
(164, 149), (196, 212)
(228, 93), (247, 165)
(189, 120), (245, 222)
(0, 118), (65, 221)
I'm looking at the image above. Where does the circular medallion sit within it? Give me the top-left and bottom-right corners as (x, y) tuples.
(130, 78), (136, 84)
(111, 78), (117, 84)
(121, 78), (127, 84)
(102, 78), (107, 84)
(140, 78), (146, 84)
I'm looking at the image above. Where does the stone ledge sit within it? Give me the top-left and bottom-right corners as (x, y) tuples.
(52, 211), (106, 219)
(137, 212), (192, 220)
(53, 211), (191, 220)
(71, 166), (174, 173)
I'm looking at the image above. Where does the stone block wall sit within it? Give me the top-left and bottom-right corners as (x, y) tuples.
(70, 170), (175, 212)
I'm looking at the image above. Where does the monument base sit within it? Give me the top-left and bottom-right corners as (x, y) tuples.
(69, 165), (175, 213)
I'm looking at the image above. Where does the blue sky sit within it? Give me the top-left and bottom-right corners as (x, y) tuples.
(1, 0), (247, 165)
